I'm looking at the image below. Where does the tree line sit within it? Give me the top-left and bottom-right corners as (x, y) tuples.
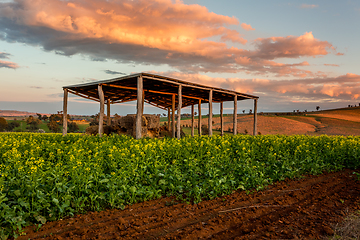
(0, 113), (79, 133)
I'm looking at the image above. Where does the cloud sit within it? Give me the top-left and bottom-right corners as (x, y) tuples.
(299, 4), (319, 9)
(241, 23), (255, 31)
(324, 64), (339, 67)
(104, 70), (126, 75)
(0, 52), (11, 59)
(29, 86), (43, 89)
(253, 32), (340, 60)
(0, 1), (341, 77)
(0, 51), (19, 68)
(0, 59), (19, 69)
(159, 71), (360, 102)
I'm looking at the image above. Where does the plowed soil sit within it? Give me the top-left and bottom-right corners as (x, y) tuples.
(20, 169), (360, 240)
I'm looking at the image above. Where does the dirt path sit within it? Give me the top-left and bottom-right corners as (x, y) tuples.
(20, 169), (360, 240)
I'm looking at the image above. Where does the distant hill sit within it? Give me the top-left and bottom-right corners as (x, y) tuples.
(309, 106), (360, 122)
(0, 110), (38, 117)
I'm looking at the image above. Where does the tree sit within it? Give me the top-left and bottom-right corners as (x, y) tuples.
(49, 114), (62, 122)
(42, 115), (48, 121)
(316, 106), (320, 111)
(36, 113), (42, 120)
(47, 120), (60, 133)
(6, 121), (20, 131)
(68, 122), (79, 133)
(0, 117), (8, 131)
(26, 116), (42, 131)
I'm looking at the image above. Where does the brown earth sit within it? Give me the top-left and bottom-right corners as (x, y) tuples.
(311, 107), (360, 123)
(19, 169), (360, 240)
(180, 115), (316, 135)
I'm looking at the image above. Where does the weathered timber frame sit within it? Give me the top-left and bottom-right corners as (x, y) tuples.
(62, 72), (259, 138)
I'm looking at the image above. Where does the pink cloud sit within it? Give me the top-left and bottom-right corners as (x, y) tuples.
(220, 29), (247, 44)
(0, 60), (19, 69)
(157, 71), (360, 101)
(253, 32), (341, 59)
(0, 0), (244, 56)
(300, 4), (319, 9)
(324, 64), (340, 67)
(241, 23), (255, 31)
(0, 1), (343, 78)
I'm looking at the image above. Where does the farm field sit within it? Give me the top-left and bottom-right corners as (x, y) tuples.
(179, 107), (360, 136)
(18, 169), (360, 240)
(1, 132), (360, 239)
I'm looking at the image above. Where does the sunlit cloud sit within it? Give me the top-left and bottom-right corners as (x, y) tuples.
(0, 51), (19, 68)
(299, 4), (319, 9)
(241, 23), (255, 31)
(0, 1), (341, 77)
(324, 64), (340, 67)
(0, 59), (19, 69)
(253, 32), (340, 59)
(157, 71), (360, 102)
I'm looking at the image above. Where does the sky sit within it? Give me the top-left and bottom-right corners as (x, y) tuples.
(0, 0), (360, 115)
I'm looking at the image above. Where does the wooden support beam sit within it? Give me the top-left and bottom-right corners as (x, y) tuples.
(136, 76), (143, 139)
(144, 99), (167, 111)
(62, 88), (68, 136)
(177, 85), (182, 139)
(98, 85), (105, 137)
(103, 83), (207, 101)
(191, 105), (195, 137)
(220, 102), (224, 137)
(233, 95), (237, 135)
(67, 89), (100, 102)
(198, 99), (202, 136)
(168, 107), (171, 131)
(208, 89), (213, 136)
(107, 99), (111, 126)
(172, 94), (176, 138)
(253, 98), (258, 136)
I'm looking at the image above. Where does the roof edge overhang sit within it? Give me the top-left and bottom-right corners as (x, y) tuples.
(63, 72), (259, 100)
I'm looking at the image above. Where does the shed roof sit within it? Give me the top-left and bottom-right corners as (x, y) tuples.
(63, 72), (258, 110)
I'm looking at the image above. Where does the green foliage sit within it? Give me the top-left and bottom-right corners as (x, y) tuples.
(47, 121), (60, 133)
(0, 133), (359, 237)
(67, 122), (79, 133)
(25, 116), (42, 131)
(5, 121), (20, 132)
(0, 118), (7, 132)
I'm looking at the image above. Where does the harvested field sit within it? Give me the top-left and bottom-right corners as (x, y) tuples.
(311, 107), (360, 123)
(19, 169), (360, 240)
(181, 115), (316, 135)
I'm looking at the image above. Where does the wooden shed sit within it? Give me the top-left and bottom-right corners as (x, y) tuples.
(62, 72), (259, 139)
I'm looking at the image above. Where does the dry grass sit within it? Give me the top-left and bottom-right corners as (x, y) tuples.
(328, 211), (360, 240)
(311, 107), (360, 123)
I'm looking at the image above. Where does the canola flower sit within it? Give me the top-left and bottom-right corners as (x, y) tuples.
(0, 132), (359, 238)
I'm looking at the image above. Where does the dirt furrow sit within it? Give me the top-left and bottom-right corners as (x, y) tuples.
(19, 169), (360, 240)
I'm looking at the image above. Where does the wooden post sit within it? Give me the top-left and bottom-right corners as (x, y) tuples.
(62, 88), (68, 136)
(191, 105), (195, 137)
(208, 89), (213, 136)
(233, 95), (237, 135)
(253, 98), (258, 136)
(198, 99), (202, 136)
(98, 85), (105, 137)
(172, 94), (176, 138)
(220, 102), (224, 136)
(136, 76), (143, 139)
(167, 107), (171, 131)
(107, 99), (111, 126)
(177, 85), (182, 139)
